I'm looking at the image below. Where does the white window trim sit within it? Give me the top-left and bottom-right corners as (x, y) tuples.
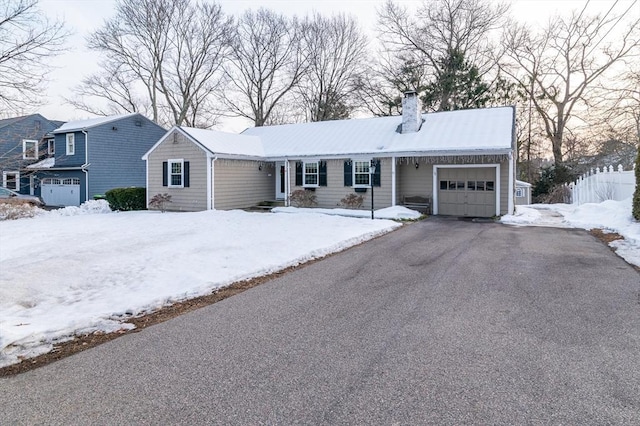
(302, 161), (319, 187)
(48, 139), (55, 155)
(168, 158), (184, 188)
(22, 139), (38, 160)
(2, 171), (20, 190)
(515, 187), (524, 198)
(352, 159), (372, 188)
(66, 133), (75, 155)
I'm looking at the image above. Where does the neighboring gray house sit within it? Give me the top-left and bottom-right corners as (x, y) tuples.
(0, 114), (63, 195)
(144, 93), (517, 217)
(29, 113), (166, 206)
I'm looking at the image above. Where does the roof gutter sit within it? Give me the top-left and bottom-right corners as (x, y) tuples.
(82, 130), (89, 203)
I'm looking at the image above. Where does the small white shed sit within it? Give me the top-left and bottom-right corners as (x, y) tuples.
(515, 180), (532, 205)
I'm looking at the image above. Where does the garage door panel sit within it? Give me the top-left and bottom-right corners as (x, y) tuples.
(437, 167), (496, 217)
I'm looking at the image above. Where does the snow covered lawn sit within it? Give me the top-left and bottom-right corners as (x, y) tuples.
(0, 203), (410, 367)
(501, 198), (640, 267)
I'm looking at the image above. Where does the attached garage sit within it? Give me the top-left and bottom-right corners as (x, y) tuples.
(41, 178), (81, 207)
(436, 166), (498, 217)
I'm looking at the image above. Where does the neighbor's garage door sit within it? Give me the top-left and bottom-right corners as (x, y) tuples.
(41, 178), (81, 206)
(438, 168), (496, 217)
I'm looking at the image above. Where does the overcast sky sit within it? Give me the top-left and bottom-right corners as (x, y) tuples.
(36, 0), (636, 131)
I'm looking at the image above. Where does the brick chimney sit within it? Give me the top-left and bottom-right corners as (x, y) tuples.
(401, 91), (422, 133)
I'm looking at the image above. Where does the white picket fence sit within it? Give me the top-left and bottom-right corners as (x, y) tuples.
(570, 164), (636, 205)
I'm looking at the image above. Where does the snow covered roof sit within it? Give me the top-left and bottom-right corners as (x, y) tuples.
(516, 180), (532, 187)
(181, 127), (264, 158)
(146, 107), (515, 161)
(26, 157), (55, 169)
(53, 113), (138, 133)
(243, 106), (515, 159)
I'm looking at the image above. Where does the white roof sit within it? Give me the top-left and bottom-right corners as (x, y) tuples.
(243, 106), (515, 158)
(181, 127), (264, 158)
(516, 180), (532, 187)
(26, 157), (55, 169)
(146, 107), (514, 161)
(53, 113), (138, 133)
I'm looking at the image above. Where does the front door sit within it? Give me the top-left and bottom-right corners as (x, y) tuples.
(275, 162), (286, 200)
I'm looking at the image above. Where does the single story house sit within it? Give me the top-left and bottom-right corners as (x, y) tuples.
(515, 180), (532, 205)
(29, 113), (166, 206)
(143, 92), (516, 217)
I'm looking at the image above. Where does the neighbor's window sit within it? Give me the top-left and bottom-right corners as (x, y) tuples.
(354, 160), (370, 186)
(168, 159), (183, 187)
(23, 139), (38, 159)
(48, 139), (55, 155)
(515, 188), (524, 197)
(2, 171), (19, 190)
(304, 161), (319, 186)
(66, 133), (75, 155)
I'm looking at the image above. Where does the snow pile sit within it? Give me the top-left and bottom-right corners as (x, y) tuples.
(272, 205), (422, 220)
(0, 209), (401, 367)
(502, 198), (639, 267)
(47, 199), (112, 216)
(0, 202), (44, 221)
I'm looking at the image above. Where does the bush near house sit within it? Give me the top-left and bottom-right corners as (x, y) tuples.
(633, 145), (640, 221)
(290, 189), (317, 208)
(105, 187), (146, 211)
(340, 193), (364, 209)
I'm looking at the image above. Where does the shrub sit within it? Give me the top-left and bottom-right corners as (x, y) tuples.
(105, 187), (146, 211)
(339, 193), (364, 209)
(633, 145), (640, 221)
(290, 189), (317, 207)
(149, 193), (172, 212)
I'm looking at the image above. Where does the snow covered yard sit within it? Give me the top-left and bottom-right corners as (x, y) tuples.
(0, 203), (413, 368)
(501, 198), (640, 268)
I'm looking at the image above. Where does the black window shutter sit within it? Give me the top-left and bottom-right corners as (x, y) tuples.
(295, 161), (302, 186)
(319, 161), (327, 186)
(344, 161), (352, 186)
(373, 160), (381, 187)
(184, 161), (190, 187)
(162, 161), (168, 186)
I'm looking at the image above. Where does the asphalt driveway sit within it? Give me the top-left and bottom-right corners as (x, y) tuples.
(1, 218), (639, 425)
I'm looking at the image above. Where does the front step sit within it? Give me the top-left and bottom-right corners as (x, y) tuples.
(245, 200), (285, 212)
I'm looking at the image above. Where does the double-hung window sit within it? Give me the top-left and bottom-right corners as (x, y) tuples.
(66, 133), (75, 155)
(353, 160), (371, 186)
(23, 140), (38, 159)
(168, 159), (184, 187)
(304, 161), (319, 186)
(2, 171), (19, 190)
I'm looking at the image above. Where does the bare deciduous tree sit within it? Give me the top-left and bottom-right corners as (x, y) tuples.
(68, 0), (233, 128)
(223, 8), (306, 127)
(298, 13), (368, 122)
(375, 0), (508, 113)
(500, 3), (640, 166)
(0, 0), (68, 114)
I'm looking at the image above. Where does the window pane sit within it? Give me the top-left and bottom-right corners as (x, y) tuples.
(456, 181), (465, 190)
(476, 181), (485, 191)
(305, 174), (318, 185)
(171, 175), (182, 186)
(305, 162), (318, 174)
(171, 163), (182, 174)
(467, 181), (476, 191)
(440, 181), (448, 190)
(448, 181), (456, 190)
(355, 173), (369, 185)
(486, 181), (495, 191)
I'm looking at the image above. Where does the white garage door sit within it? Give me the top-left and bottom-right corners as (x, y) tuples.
(438, 168), (496, 217)
(41, 178), (81, 206)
